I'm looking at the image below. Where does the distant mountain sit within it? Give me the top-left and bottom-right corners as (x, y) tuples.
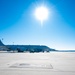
(57, 50), (75, 52)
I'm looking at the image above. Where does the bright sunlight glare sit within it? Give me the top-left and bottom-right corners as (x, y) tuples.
(35, 6), (49, 25)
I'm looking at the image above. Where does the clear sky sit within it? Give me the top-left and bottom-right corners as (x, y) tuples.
(0, 0), (75, 50)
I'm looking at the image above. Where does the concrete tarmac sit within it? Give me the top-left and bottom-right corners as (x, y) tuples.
(0, 52), (75, 75)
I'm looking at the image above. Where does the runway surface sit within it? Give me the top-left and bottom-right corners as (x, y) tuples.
(0, 52), (75, 75)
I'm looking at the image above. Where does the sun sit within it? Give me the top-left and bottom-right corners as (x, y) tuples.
(35, 6), (49, 25)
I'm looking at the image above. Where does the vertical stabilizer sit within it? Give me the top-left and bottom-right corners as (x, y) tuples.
(0, 40), (4, 46)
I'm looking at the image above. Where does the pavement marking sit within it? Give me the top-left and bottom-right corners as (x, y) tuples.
(9, 63), (53, 69)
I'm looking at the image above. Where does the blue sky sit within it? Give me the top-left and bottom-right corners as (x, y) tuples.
(0, 0), (75, 50)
